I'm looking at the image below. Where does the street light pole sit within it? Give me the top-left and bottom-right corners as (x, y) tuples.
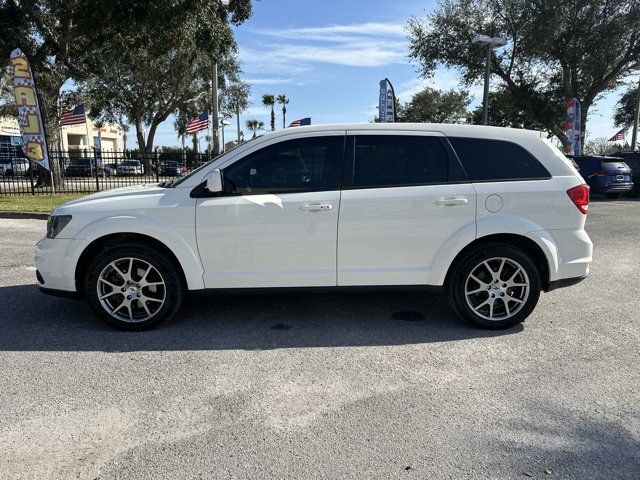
(482, 46), (491, 125)
(211, 62), (220, 156)
(472, 34), (507, 126)
(210, 0), (230, 157)
(632, 72), (640, 152)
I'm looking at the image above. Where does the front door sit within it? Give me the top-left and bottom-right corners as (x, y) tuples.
(337, 131), (477, 286)
(196, 133), (345, 288)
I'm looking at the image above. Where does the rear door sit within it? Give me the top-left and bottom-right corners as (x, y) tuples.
(337, 131), (476, 286)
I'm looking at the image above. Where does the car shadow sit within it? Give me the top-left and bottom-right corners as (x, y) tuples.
(0, 284), (522, 352)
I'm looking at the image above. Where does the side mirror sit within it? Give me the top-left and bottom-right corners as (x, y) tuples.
(205, 168), (223, 193)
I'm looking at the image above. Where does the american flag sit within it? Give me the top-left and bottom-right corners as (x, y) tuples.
(59, 104), (86, 126)
(288, 117), (311, 128)
(186, 112), (209, 134)
(608, 128), (627, 141)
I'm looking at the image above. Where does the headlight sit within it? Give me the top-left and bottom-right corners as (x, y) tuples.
(46, 215), (72, 238)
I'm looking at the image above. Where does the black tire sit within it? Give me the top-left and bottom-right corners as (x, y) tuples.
(606, 193), (621, 199)
(85, 242), (185, 330)
(447, 243), (541, 329)
(630, 182), (639, 197)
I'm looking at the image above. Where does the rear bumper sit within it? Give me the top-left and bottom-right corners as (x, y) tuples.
(527, 228), (592, 285)
(547, 275), (587, 292)
(591, 183), (633, 194)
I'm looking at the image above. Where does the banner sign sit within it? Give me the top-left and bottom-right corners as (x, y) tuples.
(9, 48), (50, 170)
(378, 78), (396, 123)
(565, 98), (582, 156)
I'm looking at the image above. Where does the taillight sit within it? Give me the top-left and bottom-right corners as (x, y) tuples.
(567, 184), (589, 214)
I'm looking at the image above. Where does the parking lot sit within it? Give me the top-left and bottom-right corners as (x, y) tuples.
(0, 199), (638, 479)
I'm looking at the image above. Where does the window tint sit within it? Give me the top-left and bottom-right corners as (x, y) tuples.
(353, 135), (449, 188)
(223, 136), (342, 195)
(449, 137), (550, 181)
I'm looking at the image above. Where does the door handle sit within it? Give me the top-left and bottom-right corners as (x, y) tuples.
(300, 203), (333, 212)
(436, 197), (469, 206)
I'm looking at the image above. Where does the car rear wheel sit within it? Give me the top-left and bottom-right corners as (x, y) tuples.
(606, 193), (621, 199)
(447, 244), (541, 329)
(85, 243), (184, 330)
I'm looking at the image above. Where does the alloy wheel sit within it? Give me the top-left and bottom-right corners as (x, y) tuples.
(96, 257), (166, 322)
(464, 257), (530, 321)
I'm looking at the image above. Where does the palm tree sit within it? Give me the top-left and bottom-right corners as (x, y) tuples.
(246, 119), (264, 138)
(276, 94), (289, 129)
(119, 122), (130, 151)
(262, 94), (276, 131)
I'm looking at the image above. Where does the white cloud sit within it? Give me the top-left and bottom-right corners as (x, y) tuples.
(253, 22), (406, 42)
(243, 106), (270, 116)
(244, 77), (296, 85)
(241, 21), (408, 73)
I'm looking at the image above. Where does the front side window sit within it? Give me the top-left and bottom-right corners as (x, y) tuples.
(352, 135), (449, 188)
(223, 136), (342, 195)
(449, 137), (550, 181)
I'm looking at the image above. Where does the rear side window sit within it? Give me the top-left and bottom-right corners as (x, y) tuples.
(449, 137), (550, 181)
(352, 135), (449, 188)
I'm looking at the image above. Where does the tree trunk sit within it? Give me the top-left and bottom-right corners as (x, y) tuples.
(271, 106), (275, 131)
(282, 106), (286, 129)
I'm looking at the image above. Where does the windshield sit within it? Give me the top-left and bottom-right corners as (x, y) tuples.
(168, 137), (261, 187)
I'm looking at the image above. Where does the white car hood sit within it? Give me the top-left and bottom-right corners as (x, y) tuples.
(54, 184), (166, 214)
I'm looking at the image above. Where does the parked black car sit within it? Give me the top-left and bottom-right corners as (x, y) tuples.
(65, 158), (112, 177)
(610, 151), (640, 196)
(570, 155), (633, 199)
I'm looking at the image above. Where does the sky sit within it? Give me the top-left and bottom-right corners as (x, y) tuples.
(153, 0), (631, 148)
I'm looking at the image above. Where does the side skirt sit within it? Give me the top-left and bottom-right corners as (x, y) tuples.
(194, 285), (444, 296)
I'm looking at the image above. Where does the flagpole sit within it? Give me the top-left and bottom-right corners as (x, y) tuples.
(84, 106), (92, 152)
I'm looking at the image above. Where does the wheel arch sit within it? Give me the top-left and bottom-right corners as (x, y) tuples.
(443, 233), (551, 291)
(75, 233), (190, 295)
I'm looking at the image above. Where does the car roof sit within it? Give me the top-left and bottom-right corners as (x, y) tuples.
(258, 123), (544, 142)
(570, 155), (626, 161)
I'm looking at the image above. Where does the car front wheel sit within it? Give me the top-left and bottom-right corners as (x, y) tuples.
(85, 243), (184, 330)
(447, 244), (541, 329)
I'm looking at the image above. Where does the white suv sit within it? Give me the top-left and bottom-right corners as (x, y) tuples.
(35, 124), (592, 330)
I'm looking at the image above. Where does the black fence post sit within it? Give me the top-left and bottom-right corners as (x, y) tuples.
(155, 148), (160, 182)
(93, 148), (100, 192)
(28, 159), (35, 195)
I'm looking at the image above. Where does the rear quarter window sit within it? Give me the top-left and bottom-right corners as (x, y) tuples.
(448, 137), (551, 181)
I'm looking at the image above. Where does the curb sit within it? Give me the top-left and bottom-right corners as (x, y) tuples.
(0, 211), (49, 220)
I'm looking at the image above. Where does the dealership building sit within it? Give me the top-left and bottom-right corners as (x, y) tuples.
(0, 116), (124, 153)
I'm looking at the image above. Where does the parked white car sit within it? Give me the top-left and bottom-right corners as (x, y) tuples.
(36, 123), (592, 330)
(0, 157), (29, 176)
(116, 160), (144, 176)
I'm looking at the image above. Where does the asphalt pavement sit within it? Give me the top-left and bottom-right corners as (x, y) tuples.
(0, 198), (638, 479)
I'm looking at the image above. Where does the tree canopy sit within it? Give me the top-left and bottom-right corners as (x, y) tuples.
(613, 85), (639, 128)
(408, 0), (640, 141)
(398, 87), (471, 123)
(0, 0), (253, 180)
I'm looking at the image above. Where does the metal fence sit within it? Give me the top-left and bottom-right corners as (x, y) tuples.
(0, 145), (213, 195)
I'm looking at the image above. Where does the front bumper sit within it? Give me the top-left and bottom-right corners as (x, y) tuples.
(34, 236), (87, 292)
